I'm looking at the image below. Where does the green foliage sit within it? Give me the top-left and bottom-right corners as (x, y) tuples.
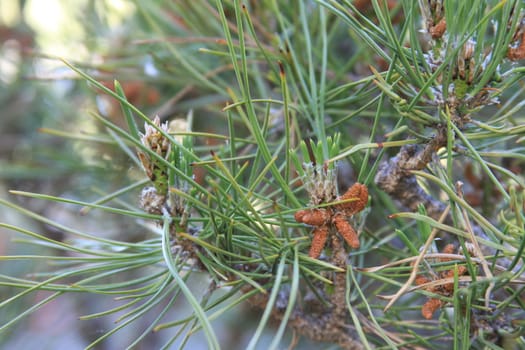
(1, 1), (525, 349)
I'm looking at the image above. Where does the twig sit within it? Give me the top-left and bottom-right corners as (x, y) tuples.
(375, 140), (447, 219)
(242, 230), (369, 349)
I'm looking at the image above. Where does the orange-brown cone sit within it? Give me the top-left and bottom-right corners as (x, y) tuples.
(309, 226), (329, 259)
(336, 183), (368, 215)
(333, 213), (360, 249)
(295, 208), (331, 226)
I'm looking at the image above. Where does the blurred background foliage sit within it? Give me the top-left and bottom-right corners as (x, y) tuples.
(0, 1), (220, 348)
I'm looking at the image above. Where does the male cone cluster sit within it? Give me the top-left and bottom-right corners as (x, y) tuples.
(295, 183), (368, 259)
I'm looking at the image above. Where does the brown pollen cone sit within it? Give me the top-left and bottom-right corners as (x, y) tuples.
(508, 30), (525, 61)
(333, 213), (360, 249)
(442, 243), (456, 255)
(294, 208), (331, 226)
(441, 266), (468, 294)
(309, 226), (329, 259)
(421, 298), (443, 320)
(414, 244), (468, 319)
(336, 183), (368, 214)
(430, 18), (446, 39)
